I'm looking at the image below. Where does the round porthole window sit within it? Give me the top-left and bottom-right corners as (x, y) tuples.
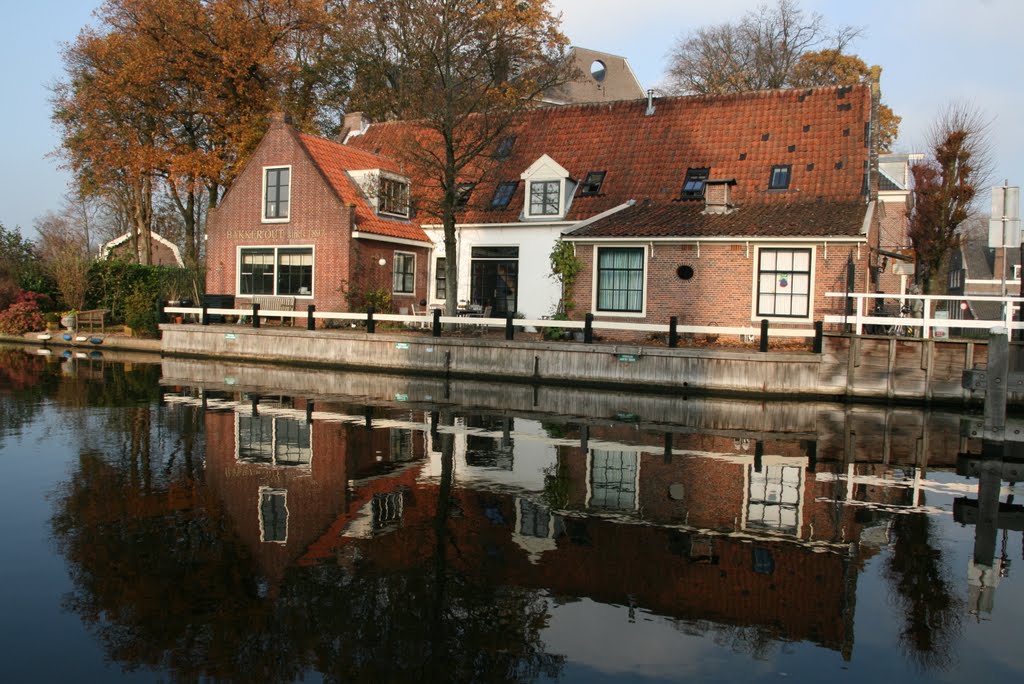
(590, 60), (606, 82)
(676, 265), (694, 280)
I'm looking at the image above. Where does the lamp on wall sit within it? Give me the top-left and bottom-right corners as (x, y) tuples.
(378, 257), (387, 266)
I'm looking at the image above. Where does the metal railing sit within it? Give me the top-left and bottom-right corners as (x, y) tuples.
(824, 292), (1024, 338)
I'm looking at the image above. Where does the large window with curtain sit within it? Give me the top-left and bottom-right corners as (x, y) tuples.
(596, 247), (645, 313)
(239, 246), (313, 297)
(756, 248), (811, 318)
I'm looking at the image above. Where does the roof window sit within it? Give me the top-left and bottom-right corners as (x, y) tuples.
(455, 182), (475, 210)
(491, 181), (519, 209)
(579, 171), (606, 197)
(496, 135), (516, 160)
(681, 168), (710, 200)
(769, 165), (792, 190)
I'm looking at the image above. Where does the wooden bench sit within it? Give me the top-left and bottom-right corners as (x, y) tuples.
(249, 295), (296, 325)
(77, 309), (108, 333)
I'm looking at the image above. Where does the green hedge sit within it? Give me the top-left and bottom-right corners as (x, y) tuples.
(85, 261), (205, 324)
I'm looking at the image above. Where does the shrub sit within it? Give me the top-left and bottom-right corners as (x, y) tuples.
(122, 288), (159, 336)
(0, 291), (46, 335)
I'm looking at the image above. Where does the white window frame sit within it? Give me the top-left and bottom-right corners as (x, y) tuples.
(262, 165), (291, 223)
(236, 244), (315, 299)
(521, 154), (571, 220)
(433, 255), (447, 302)
(392, 250), (416, 296)
(750, 245), (816, 323)
(591, 244), (648, 318)
(378, 175), (411, 218)
(234, 412), (313, 468)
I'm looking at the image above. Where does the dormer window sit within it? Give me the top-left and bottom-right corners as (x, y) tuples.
(681, 168), (709, 200)
(769, 164), (792, 190)
(579, 171), (606, 197)
(379, 177), (410, 217)
(491, 181), (518, 209)
(456, 182), (475, 210)
(263, 166), (290, 221)
(521, 154), (571, 220)
(529, 180), (560, 215)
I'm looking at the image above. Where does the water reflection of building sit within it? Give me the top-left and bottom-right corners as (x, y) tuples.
(200, 394), (425, 587)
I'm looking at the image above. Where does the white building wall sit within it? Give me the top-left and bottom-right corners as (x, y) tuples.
(425, 224), (565, 319)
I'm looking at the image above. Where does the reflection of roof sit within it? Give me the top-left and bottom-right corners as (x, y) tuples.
(568, 200), (867, 239)
(351, 85), (872, 231)
(297, 133), (430, 244)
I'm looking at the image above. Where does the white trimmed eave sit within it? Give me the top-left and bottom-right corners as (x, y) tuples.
(421, 220), (577, 230)
(351, 231), (431, 248)
(561, 235), (867, 244)
(860, 200), (875, 235)
(561, 200), (637, 235)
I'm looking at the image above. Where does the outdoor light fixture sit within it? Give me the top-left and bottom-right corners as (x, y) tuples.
(378, 257), (387, 266)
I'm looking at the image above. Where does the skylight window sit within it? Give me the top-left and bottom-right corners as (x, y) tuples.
(496, 135), (517, 160)
(769, 164), (792, 190)
(579, 171), (606, 196)
(681, 168), (710, 200)
(491, 181), (519, 209)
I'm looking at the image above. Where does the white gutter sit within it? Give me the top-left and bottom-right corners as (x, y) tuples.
(562, 235), (867, 244)
(350, 231), (431, 248)
(860, 200), (875, 236)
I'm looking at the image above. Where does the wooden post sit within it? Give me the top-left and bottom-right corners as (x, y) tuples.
(985, 328), (1009, 431)
(813, 321), (823, 353)
(201, 306), (209, 326)
(252, 303), (260, 329)
(584, 313), (594, 344)
(432, 308), (441, 337)
(668, 316), (678, 348)
(306, 304), (316, 331)
(505, 313), (514, 341)
(759, 319), (769, 352)
(367, 306), (375, 334)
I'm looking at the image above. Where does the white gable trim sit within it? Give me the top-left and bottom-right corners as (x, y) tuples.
(521, 154), (569, 180)
(100, 231), (184, 267)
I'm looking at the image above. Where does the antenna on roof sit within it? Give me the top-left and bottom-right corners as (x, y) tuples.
(645, 89), (655, 117)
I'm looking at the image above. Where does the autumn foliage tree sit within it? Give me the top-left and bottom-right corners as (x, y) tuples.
(908, 103), (992, 293)
(52, 0), (345, 265)
(347, 0), (572, 316)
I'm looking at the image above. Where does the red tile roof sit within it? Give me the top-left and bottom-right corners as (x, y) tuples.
(569, 200), (867, 239)
(297, 133), (430, 243)
(349, 84), (874, 237)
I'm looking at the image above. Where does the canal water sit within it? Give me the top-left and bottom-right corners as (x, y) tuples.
(1, 345), (1022, 683)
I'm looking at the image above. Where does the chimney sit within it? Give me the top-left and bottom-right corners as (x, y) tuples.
(269, 111), (289, 128)
(339, 112), (371, 142)
(703, 179), (737, 214)
(645, 89), (656, 116)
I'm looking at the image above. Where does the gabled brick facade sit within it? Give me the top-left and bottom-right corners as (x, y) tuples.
(205, 114), (431, 314)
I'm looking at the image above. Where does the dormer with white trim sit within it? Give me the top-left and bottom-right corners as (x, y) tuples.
(348, 169), (412, 219)
(521, 155), (574, 220)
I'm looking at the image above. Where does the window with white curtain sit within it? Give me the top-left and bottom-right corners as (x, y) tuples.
(596, 247), (645, 313)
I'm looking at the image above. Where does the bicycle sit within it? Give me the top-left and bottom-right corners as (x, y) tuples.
(885, 304), (917, 337)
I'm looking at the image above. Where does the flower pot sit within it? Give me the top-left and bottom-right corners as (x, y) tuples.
(60, 314), (77, 330)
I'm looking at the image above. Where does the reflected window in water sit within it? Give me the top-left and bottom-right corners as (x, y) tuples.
(259, 487), (288, 543)
(390, 428), (414, 461)
(237, 414), (311, 467)
(752, 546), (775, 574)
(372, 491), (404, 531)
(518, 499), (552, 538)
(589, 450), (639, 511)
(746, 464), (801, 534)
(465, 416), (514, 470)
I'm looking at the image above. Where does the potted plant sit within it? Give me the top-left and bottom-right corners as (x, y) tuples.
(60, 310), (78, 330)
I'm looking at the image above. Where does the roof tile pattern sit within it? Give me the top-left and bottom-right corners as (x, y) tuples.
(350, 85), (872, 236)
(297, 133), (430, 243)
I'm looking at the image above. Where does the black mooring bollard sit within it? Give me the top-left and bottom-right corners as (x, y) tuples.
(584, 313), (594, 343)
(201, 306), (209, 326)
(669, 316), (678, 348)
(813, 321), (823, 353)
(252, 303), (261, 329)
(307, 304), (316, 331)
(505, 313), (514, 340)
(367, 306), (375, 334)
(759, 319), (769, 352)
(432, 308), (441, 337)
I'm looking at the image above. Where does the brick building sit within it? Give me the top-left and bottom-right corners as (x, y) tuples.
(351, 83), (884, 326)
(205, 113), (432, 314)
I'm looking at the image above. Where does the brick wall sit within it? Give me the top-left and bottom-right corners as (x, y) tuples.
(570, 240), (868, 332)
(347, 238), (431, 312)
(205, 117), (355, 312)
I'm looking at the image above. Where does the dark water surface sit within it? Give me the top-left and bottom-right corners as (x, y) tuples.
(1, 345), (1022, 683)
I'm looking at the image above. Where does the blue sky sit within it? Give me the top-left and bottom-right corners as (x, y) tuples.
(3, 0), (1022, 236)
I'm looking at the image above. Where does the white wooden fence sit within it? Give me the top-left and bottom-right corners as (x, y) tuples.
(824, 292), (1024, 338)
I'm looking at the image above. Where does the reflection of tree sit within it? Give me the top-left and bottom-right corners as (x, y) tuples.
(0, 348), (58, 436)
(276, 418), (564, 682)
(883, 512), (962, 672)
(51, 399), (564, 682)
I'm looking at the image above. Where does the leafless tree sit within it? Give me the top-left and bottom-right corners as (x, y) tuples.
(34, 208), (92, 311)
(663, 0), (861, 95)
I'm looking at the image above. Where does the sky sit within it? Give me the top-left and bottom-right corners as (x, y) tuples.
(2, 0), (1022, 237)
